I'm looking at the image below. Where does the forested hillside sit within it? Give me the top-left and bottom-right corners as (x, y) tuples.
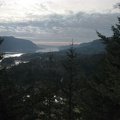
(59, 38), (106, 54)
(0, 36), (39, 53)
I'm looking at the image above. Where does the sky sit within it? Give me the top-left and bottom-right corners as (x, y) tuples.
(0, 0), (119, 45)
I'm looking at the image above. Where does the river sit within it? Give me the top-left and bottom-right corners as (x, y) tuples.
(36, 47), (59, 53)
(3, 52), (24, 58)
(3, 47), (59, 58)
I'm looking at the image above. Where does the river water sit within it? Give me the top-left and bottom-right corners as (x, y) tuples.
(3, 47), (59, 58)
(4, 53), (24, 58)
(36, 47), (59, 53)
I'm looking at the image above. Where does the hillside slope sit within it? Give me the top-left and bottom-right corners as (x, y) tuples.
(59, 39), (106, 54)
(76, 39), (105, 54)
(0, 36), (39, 53)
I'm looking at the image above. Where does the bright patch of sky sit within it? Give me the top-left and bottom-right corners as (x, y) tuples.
(0, 0), (119, 45)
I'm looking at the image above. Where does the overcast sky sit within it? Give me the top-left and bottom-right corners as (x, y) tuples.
(0, 0), (119, 45)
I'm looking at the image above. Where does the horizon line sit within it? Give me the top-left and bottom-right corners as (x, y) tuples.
(34, 41), (80, 45)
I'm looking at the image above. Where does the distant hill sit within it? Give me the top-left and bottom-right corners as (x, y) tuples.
(59, 39), (106, 54)
(58, 44), (79, 50)
(0, 36), (39, 53)
(76, 39), (106, 54)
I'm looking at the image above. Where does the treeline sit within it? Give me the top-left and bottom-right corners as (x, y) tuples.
(0, 17), (120, 120)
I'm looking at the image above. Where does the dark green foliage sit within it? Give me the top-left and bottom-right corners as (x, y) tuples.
(4, 42), (104, 120)
(62, 42), (80, 120)
(0, 38), (9, 120)
(0, 38), (17, 120)
(0, 38), (4, 60)
(96, 17), (120, 120)
(81, 17), (120, 120)
(0, 38), (32, 120)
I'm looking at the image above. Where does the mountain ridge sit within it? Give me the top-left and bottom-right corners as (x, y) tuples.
(0, 36), (106, 54)
(76, 39), (106, 54)
(59, 39), (106, 54)
(0, 36), (39, 53)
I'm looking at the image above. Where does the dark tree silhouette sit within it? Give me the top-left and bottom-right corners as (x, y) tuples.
(63, 41), (78, 120)
(0, 38), (9, 120)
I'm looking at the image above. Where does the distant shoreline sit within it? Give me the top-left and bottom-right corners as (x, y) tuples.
(36, 47), (59, 53)
(3, 47), (59, 59)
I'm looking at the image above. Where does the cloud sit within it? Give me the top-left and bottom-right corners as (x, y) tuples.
(0, 11), (119, 44)
(113, 2), (120, 9)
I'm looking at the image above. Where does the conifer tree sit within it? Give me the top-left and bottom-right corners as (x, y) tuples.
(95, 17), (120, 120)
(0, 38), (20, 120)
(63, 41), (78, 120)
(0, 38), (9, 120)
(46, 54), (54, 119)
(77, 17), (120, 120)
(81, 17), (120, 120)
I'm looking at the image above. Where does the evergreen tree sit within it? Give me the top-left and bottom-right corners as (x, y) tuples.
(46, 53), (55, 119)
(62, 41), (78, 120)
(76, 17), (120, 120)
(0, 38), (9, 120)
(0, 38), (23, 120)
(95, 17), (120, 120)
(80, 17), (120, 120)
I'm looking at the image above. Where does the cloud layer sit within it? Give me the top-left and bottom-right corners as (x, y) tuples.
(0, 0), (119, 44)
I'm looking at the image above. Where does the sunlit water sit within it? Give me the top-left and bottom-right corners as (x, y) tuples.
(2, 48), (59, 59)
(36, 47), (59, 53)
(4, 53), (24, 58)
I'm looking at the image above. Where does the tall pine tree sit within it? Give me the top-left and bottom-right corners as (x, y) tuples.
(96, 17), (120, 120)
(62, 41), (78, 120)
